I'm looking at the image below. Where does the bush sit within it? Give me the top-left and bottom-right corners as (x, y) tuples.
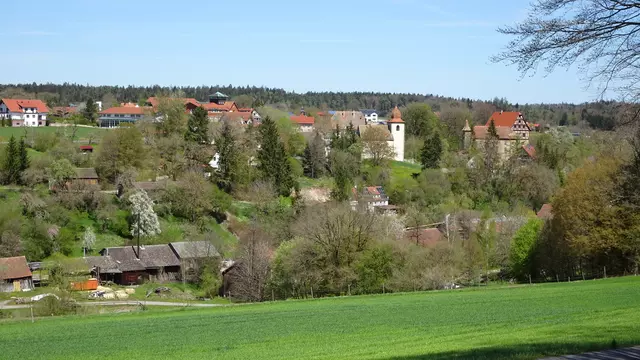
(33, 294), (79, 317)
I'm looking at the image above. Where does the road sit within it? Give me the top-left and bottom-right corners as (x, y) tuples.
(541, 346), (640, 359)
(0, 300), (223, 310)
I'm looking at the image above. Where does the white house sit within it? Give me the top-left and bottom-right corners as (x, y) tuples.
(361, 109), (379, 123)
(290, 111), (315, 132)
(0, 99), (49, 127)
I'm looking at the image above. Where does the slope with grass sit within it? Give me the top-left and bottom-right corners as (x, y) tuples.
(1, 277), (639, 359)
(0, 126), (108, 142)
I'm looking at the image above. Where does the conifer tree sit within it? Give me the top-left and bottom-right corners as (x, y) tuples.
(257, 117), (296, 196)
(215, 120), (240, 193)
(2, 135), (19, 184)
(18, 137), (29, 172)
(420, 131), (443, 169)
(185, 106), (210, 144)
(303, 131), (326, 178)
(83, 97), (99, 124)
(484, 119), (500, 172)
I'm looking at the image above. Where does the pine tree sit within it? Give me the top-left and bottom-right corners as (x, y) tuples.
(346, 122), (358, 148)
(420, 132), (442, 169)
(83, 97), (99, 124)
(215, 120), (239, 193)
(330, 124), (341, 149)
(257, 117), (297, 196)
(2, 135), (19, 185)
(18, 137), (29, 172)
(185, 106), (210, 144)
(487, 119), (499, 139)
(303, 132), (326, 178)
(484, 119), (500, 172)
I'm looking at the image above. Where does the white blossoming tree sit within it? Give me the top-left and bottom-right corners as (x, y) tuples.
(129, 189), (161, 238)
(82, 226), (96, 256)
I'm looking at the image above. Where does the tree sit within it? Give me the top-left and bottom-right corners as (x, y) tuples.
(510, 218), (543, 280)
(47, 159), (76, 190)
(483, 119), (500, 173)
(257, 117), (297, 197)
(163, 172), (231, 222)
(227, 222), (272, 301)
(82, 97), (98, 124)
(302, 131), (326, 178)
(330, 150), (359, 201)
(96, 126), (145, 183)
(494, 0), (640, 103)
(361, 126), (395, 166)
(185, 106), (209, 144)
(403, 103), (439, 138)
(82, 226), (96, 256)
(215, 120), (241, 193)
(420, 131), (442, 169)
(156, 96), (188, 136)
(18, 137), (29, 173)
(2, 135), (19, 184)
(129, 189), (161, 238)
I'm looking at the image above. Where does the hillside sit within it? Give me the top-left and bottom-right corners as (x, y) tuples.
(0, 277), (638, 359)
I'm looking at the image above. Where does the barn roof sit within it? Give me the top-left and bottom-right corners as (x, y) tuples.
(74, 168), (98, 179)
(0, 256), (32, 280)
(170, 241), (219, 259)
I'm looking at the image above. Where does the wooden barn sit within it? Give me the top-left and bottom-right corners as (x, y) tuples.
(0, 256), (34, 292)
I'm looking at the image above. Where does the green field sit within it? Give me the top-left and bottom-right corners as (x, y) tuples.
(1, 277), (639, 359)
(0, 126), (108, 142)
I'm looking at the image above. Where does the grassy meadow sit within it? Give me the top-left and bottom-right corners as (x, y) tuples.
(0, 126), (108, 142)
(1, 276), (639, 359)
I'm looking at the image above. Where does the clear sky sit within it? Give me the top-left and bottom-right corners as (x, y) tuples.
(0, 0), (602, 104)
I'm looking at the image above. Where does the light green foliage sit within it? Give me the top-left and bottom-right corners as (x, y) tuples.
(510, 218), (543, 280)
(3, 277), (640, 359)
(156, 96), (188, 137)
(355, 244), (394, 293)
(47, 159), (75, 189)
(96, 126), (145, 182)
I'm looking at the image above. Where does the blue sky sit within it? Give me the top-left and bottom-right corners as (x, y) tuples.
(0, 0), (601, 104)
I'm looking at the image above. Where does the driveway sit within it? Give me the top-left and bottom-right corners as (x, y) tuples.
(0, 300), (222, 310)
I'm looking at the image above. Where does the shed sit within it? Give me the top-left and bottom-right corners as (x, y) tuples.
(72, 168), (99, 186)
(0, 256), (34, 292)
(170, 241), (219, 282)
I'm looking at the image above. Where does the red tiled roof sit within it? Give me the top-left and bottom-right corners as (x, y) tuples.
(201, 101), (238, 112)
(404, 228), (444, 247)
(146, 97), (200, 108)
(486, 111), (522, 127)
(237, 108), (253, 113)
(291, 114), (315, 125)
(473, 125), (520, 140)
(522, 144), (536, 159)
(79, 145), (94, 150)
(100, 106), (149, 115)
(0, 256), (32, 280)
(120, 102), (139, 108)
(1, 99), (49, 113)
(537, 204), (553, 219)
(221, 112), (251, 121)
(52, 106), (78, 114)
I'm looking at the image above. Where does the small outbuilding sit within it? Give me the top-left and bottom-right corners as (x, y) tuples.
(0, 256), (34, 292)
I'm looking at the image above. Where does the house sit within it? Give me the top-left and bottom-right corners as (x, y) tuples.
(238, 108), (261, 123)
(169, 241), (219, 282)
(99, 106), (149, 127)
(464, 111), (532, 160)
(72, 168), (99, 187)
(360, 109), (379, 123)
(202, 92), (239, 115)
(0, 256), (34, 292)
(0, 99), (49, 127)
(290, 109), (315, 132)
(351, 186), (390, 211)
(84, 256), (122, 284)
(332, 110), (366, 127)
(99, 245), (181, 285)
(52, 106), (79, 118)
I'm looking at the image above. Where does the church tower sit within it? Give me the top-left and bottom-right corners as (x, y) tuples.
(462, 119), (472, 150)
(388, 106), (405, 161)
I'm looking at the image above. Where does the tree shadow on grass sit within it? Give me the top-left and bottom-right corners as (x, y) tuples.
(384, 341), (640, 360)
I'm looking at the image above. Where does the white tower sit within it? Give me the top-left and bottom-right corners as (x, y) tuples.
(388, 106), (405, 161)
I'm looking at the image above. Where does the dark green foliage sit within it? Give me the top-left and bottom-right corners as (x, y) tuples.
(420, 132), (442, 169)
(18, 137), (29, 172)
(215, 120), (240, 193)
(330, 150), (359, 201)
(330, 123), (358, 151)
(487, 119), (498, 139)
(302, 132), (326, 178)
(185, 106), (209, 144)
(257, 117), (297, 197)
(82, 97), (98, 124)
(2, 135), (20, 184)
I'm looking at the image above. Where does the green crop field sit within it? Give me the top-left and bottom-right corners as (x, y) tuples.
(1, 277), (640, 359)
(0, 126), (108, 142)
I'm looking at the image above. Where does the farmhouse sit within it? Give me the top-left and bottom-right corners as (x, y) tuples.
(99, 245), (181, 285)
(0, 99), (49, 127)
(463, 111), (532, 160)
(290, 109), (315, 132)
(351, 186), (390, 212)
(0, 256), (34, 292)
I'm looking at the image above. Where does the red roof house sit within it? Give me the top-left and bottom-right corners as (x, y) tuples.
(1, 99), (49, 113)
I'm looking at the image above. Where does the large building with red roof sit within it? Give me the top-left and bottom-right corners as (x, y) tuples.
(0, 99), (49, 127)
(463, 111), (532, 160)
(98, 106), (150, 127)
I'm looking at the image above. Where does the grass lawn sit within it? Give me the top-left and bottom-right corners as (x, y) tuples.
(0, 126), (108, 142)
(388, 160), (421, 182)
(1, 277), (640, 359)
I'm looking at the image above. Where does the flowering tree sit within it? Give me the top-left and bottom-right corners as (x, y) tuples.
(129, 189), (161, 238)
(82, 226), (96, 256)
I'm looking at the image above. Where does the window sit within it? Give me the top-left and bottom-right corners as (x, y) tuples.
(396, 125), (400, 131)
